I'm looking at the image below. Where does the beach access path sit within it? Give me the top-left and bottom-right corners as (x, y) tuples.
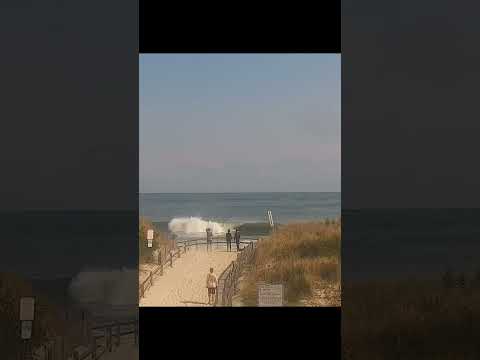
(140, 245), (237, 306)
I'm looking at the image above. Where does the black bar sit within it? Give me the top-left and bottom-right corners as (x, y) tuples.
(140, 1), (340, 53)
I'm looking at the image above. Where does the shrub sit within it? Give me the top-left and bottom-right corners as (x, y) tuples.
(139, 217), (171, 263)
(241, 219), (340, 305)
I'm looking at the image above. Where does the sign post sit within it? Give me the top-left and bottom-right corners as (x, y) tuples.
(20, 297), (35, 360)
(147, 229), (154, 248)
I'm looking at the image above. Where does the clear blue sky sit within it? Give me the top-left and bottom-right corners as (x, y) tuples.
(140, 54), (340, 193)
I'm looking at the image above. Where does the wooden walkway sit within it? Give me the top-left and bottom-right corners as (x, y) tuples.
(139, 239), (256, 306)
(139, 245), (237, 306)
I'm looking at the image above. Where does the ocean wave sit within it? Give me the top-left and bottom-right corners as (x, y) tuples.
(69, 268), (137, 306)
(168, 217), (234, 237)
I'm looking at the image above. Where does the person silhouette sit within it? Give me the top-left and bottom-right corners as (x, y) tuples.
(206, 267), (217, 305)
(226, 229), (232, 251)
(206, 228), (213, 251)
(234, 228), (241, 251)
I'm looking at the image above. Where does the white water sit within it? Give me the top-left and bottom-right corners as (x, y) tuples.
(69, 268), (138, 306)
(168, 217), (233, 237)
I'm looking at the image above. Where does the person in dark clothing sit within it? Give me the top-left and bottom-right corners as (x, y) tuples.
(226, 229), (232, 251)
(206, 228), (213, 251)
(234, 228), (240, 251)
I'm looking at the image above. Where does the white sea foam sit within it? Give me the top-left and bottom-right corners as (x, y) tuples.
(168, 217), (232, 237)
(69, 268), (137, 306)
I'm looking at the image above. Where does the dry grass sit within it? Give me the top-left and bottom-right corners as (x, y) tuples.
(240, 219), (341, 305)
(343, 272), (480, 359)
(139, 217), (172, 263)
(0, 272), (65, 358)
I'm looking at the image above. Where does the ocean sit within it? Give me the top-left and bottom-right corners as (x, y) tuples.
(139, 192), (341, 237)
(343, 208), (480, 279)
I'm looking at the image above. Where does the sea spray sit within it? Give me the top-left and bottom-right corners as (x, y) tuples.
(69, 268), (137, 306)
(168, 217), (230, 236)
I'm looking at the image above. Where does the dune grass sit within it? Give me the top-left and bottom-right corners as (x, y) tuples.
(139, 216), (173, 264)
(343, 271), (480, 359)
(0, 272), (64, 358)
(240, 219), (340, 305)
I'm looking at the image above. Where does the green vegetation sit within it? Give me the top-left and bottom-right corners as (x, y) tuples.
(240, 219), (340, 305)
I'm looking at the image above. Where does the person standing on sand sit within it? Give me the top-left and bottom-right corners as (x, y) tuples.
(206, 228), (212, 251)
(206, 267), (217, 305)
(226, 229), (232, 251)
(234, 228), (241, 251)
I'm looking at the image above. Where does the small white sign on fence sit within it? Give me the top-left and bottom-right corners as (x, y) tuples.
(21, 320), (33, 339)
(258, 283), (284, 307)
(20, 297), (35, 321)
(147, 229), (154, 248)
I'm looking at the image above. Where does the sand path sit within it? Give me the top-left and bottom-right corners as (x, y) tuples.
(140, 245), (237, 306)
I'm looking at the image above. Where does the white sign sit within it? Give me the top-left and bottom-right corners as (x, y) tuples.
(267, 210), (274, 228)
(147, 229), (154, 248)
(147, 229), (154, 240)
(21, 320), (33, 339)
(20, 297), (35, 321)
(258, 284), (283, 307)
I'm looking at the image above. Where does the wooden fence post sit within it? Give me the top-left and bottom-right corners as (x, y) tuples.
(61, 336), (65, 360)
(170, 253), (173, 267)
(116, 322), (121, 347)
(150, 271), (153, 286)
(107, 326), (112, 352)
(134, 320), (138, 345)
(91, 337), (96, 360)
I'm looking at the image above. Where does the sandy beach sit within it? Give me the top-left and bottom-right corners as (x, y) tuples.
(140, 245), (237, 306)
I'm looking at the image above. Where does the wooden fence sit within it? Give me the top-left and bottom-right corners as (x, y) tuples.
(216, 241), (257, 306)
(138, 237), (258, 300)
(139, 244), (187, 299)
(32, 319), (138, 360)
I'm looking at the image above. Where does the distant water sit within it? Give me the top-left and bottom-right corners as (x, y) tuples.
(0, 210), (137, 281)
(343, 208), (480, 279)
(0, 210), (138, 319)
(140, 192), (341, 224)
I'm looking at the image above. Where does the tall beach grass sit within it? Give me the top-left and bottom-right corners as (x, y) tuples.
(240, 219), (341, 305)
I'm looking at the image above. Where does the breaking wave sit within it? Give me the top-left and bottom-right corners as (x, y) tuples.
(168, 217), (232, 237)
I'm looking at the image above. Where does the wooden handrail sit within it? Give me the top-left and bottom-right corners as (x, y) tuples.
(216, 241), (257, 306)
(139, 238), (259, 300)
(36, 319), (138, 360)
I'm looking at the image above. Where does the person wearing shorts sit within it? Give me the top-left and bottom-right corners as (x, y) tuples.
(206, 267), (217, 305)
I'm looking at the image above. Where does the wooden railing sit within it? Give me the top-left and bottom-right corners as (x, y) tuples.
(216, 241), (257, 306)
(76, 320), (138, 360)
(139, 244), (187, 299)
(32, 319), (138, 360)
(139, 237), (258, 299)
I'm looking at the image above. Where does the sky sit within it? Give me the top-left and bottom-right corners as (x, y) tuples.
(140, 54), (340, 193)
